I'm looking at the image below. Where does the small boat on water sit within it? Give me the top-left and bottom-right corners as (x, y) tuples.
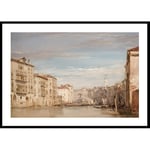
(65, 103), (90, 107)
(93, 104), (109, 109)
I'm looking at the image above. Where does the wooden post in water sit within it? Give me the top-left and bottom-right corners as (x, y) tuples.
(114, 95), (118, 113)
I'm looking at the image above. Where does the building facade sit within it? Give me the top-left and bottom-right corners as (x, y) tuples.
(11, 57), (34, 107)
(125, 47), (139, 114)
(43, 74), (57, 106)
(33, 74), (48, 106)
(33, 74), (58, 106)
(57, 84), (74, 104)
(11, 57), (58, 108)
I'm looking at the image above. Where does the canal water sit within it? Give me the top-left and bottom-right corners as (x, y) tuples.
(11, 106), (124, 117)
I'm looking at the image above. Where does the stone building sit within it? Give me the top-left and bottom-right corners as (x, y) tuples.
(65, 84), (74, 103)
(11, 57), (34, 107)
(57, 84), (74, 104)
(125, 47), (139, 114)
(11, 57), (58, 107)
(33, 74), (48, 106)
(33, 74), (58, 106)
(43, 74), (57, 106)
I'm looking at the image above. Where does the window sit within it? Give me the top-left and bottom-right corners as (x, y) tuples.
(11, 83), (14, 92)
(18, 65), (23, 70)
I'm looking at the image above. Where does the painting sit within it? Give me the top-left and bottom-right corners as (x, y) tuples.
(2, 22), (148, 127)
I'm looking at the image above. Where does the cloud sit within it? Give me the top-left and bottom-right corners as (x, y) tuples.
(11, 32), (137, 89)
(11, 32), (139, 60)
(76, 32), (139, 51)
(37, 63), (125, 89)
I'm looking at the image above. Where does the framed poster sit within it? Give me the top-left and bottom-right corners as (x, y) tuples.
(1, 22), (149, 128)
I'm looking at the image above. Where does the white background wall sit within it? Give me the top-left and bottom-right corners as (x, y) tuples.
(1, 1), (149, 150)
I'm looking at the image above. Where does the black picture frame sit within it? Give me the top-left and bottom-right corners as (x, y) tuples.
(1, 21), (149, 128)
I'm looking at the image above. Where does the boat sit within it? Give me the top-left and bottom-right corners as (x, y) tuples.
(93, 104), (109, 109)
(65, 103), (91, 107)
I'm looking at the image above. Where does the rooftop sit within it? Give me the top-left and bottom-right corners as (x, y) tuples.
(34, 74), (48, 80)
(11, 57), (34, 67)
(128, 46), (139, 52)
(44, 74), (57, 80)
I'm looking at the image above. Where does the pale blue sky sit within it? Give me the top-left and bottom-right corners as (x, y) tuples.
(11, 32), (139, 89)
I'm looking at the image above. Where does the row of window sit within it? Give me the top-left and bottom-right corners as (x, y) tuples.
(18, 64), (33, 71)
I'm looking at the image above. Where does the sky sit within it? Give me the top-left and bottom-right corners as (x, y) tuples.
(11, 32), (139, 89)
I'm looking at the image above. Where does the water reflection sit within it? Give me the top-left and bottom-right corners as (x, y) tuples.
(11, 106), (122, 117)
